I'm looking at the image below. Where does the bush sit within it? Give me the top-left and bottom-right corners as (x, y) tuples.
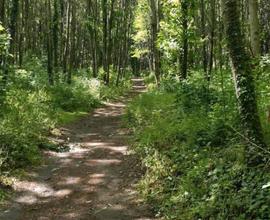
(0, 87), (54, 169)
(100, 79), (132, 100)
(0, 62), (132, 172)
(126, 72), (270, 219)
(49, 77), (100, 112)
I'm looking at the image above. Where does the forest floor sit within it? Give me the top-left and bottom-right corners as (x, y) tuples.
(0, 79), (156, 220)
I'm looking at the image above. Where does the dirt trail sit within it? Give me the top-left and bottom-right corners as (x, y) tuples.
(0, 79), (155, 220)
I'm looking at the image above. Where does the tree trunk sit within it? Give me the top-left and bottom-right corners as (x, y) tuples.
(200, 0), (207, 74)
(63, 1), (70, 80)
(9, 0), (19, 62)
(222, 0), (266, 165)
(46, 0), (54, 85)
(149, 0), (161, 84)
(68, 0), (76, 84)
(53, 0), (59, 72)
(208, 0), (216, 80)
(181, 0), (188, 79)
(102, 0), (109, 84)
(248, 0), (261, 57)
(0, 0), (5, 26)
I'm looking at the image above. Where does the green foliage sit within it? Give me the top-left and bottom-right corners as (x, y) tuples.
(256, 57), (270, 141)
(58, 111), (89, 125)
(126, 71), (270, 219)
(0, 24), (9, 56)
(143, 71), (157, 86)
(131, 0), (150, 60)
(0, 88), (51, 168)
(100, 78), (132, 100)
(49, 77), (100, 112)
(0, 59), (131, 172)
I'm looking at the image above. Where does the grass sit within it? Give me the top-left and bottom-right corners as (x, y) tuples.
(58, 111), (90, 125)
(125, 74), (270, 219)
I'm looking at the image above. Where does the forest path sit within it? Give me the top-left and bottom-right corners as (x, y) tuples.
(0, 79), (155, 220)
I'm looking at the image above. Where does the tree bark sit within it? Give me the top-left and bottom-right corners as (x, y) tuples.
(102, 0), (109, 84)
(9, 0), (19, 61)
(248, 0), (261, 57)
(181, 0), (188, 79)
(53, 0), (60, 71)
(222, 0), (266, 165)
(46, 0), (54, 85)
(208, 0), (216, 80)
(0, 0), (5, 26)
(149, 0), (161, 84)
(63, 1), (70, 80)
(200, 0), (207, 74)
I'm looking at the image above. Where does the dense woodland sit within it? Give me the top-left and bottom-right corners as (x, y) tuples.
(1, 0), (270, 219)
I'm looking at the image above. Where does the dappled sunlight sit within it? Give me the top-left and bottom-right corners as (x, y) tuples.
(57, 158), (73, 165)
(15, 195), (38, 205)
(105, 146), (127, 153)
(0, 79), (155, 220)
(59, 177), (81, 185)
(88, 173), (105, 185)
(14, 181), (55, 198)
(13, 180), (73, 205)
(85, 159), (122, 166)
(103, 102), (126, 108)
(54, 189), (72, 198)
(84, 142), (109, 147)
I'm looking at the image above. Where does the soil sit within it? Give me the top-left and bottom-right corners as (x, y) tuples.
(0, 79), (156, 220)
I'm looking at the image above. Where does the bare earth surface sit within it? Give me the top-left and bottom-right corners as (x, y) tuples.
(0, 79), (156, 220)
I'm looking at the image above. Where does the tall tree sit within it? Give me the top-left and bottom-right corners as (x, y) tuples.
(222, 0), (266, 165)
(180, 0), (188, 79)
(200, 0), (207, 74)
(149, 0), (161, 84)
(102, 0), (109, 84)
(9, 0), (19, 61)
(208, 0), (216, 79)
(46, 0), (54, 85)
(53, 0), (60, 71)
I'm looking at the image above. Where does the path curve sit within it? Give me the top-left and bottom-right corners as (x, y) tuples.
(0, 79), (155, 220)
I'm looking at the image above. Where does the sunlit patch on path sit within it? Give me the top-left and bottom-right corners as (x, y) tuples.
(0, 79), (156, 220)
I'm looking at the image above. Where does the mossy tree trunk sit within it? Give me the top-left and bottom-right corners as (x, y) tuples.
(9, 0), (19, 60)
(181, 0), (188, 79)
(149, 0), (161, 84)
(222, 0), (266, 165)
(248, 0), (261, 57)
(0, 0), (5, 25)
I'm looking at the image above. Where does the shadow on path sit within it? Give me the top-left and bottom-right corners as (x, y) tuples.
(0, 79), (156, 220)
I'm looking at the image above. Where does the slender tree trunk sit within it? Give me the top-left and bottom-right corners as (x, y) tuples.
(63, 1), (70, 80)
(149, 0), (161, 84)
(9, 0), (19, 62)
(105, 0), (116, 85)
(93, 0), (99, 77)
(0, 0), (5, 26)
(200, 0), (207, 74)
(181, 0), (188, 79)
(67, 0), (76, 84)
(53, 0), (59, 72)
(102, 0), (109, 84)
(208, 0), (216, 79)
(218, 1), (224, 70)
(222, 0), (266, 165)
(248, 0), (261, 57)
(46, 0), (54, 85)
(0, 0), (6, 82)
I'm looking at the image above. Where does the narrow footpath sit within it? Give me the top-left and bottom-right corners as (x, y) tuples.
(0, 79), (155, 220)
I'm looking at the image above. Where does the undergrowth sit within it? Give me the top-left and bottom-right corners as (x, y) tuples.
(0, 59), (131, 178)
(126, 71), (270, 219)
